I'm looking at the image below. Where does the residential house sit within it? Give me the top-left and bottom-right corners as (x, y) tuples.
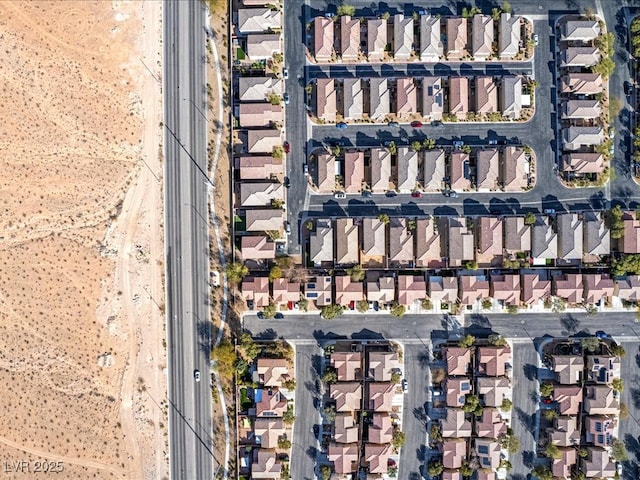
(557, 213), (583, 261)
(251, 449), (282, 479)
(367, 19), (387, 61)
(367, 382), (395, 412)
(475, 439), (501, 469)
(255, 388), (288, 417)
(314, 17), (334, 61)
(254, 418), (286, 449)
(472, 15), (494, 60)
(369, 148), (391, 193)
(333, 413), (359, 444)
(441, 439), (467, 469)
(343, 149), (364, 193)
(369, 78), (390, 120)
(334, 275), (364, 307)
(328, 443), (358, 475)
(246, 34), (281, 60)
(552, 355), (584, 384)
(367, 277), (395, 306)
(503, 216), (531, 254)
(491, 274), (521, 306)
(562, 153), (605, 176)
(582, 447), (616, 479)
(245, 209), (282, 232)
(449, 77), (469, 121)
(561, 99), (601, 120)
(396, 77), (417, 117)
(521, 272), (552, 305)
(561, 46), (600, 67)
(309, 218), (334, 267)
(272, 278), (300, 306)
(368, 352), (400, 382)
(237, 8), (282, 33)
(615, 275), (640, 302)
(389, 217), (414, 266)
(552, 448), (577, 480)
(554, 385), (583, 415)
(238, 76), (283, 101)
(396, 147), (419, 192)
(585, 416), (616, 447)
(415, 218), (443, 268)
(420, 15), (442, 61)
(397, 274), (427, 306)
(238, 181), (284, 207)
(583, 273), (614, 305)
(240, 236), (275, 262)
(450, 151), (471, 191)
(531, 216), (558, 264)
(477, 376), (511, 407)
(394, 14), (413, 60)
(476, 471), (496, 480)
(501, 146), (529, 191)
(443, 469), (463, 480)
(475, 408), (508, 439)
(561, 20), (600, 42)
(242, 276), (270, 308)
(246, 129), (281, 154)
(622, 210), (640, 253)
(476, 148), (500, 191)
(335, 218), (359, 265)
(316, 152), (336, 193)
(441, 217), (475, 267)
(475, 77), (499, 114)
(443, 346), (471, 376)
(254, 358), (290, 388)
(561, 73), (603, 95)
(342, 79), (363, 121)
(476, 216), (503, 266)
(429, 276), (459, 306)
(443, 377), (471, 407)
(316, 79), (337, 122)
(499, 13), (520, 59)
(459, 275), (490, 305)
(562, 126), (604, 150)
(553, 273), (584, 304)
(305, 276), (333, 306)
(330, 382), (363, 412)
(500, 76), (522, 120)
(586, 355), (620, 384)
(423, 148), (446, 191)
(340, 16), (360, 61)
(477, 346), (511, 377)
(331, 352), (362, 381)
(422, 77), (444, 122)
(368, 413), (393, 444)
(441, 408), (472, 438)
(547, 416), (580, 446)
(446, 17), (467, 59)
(237, 156), (283, 180)
(361, 217), (386, 266)
(364, 444), (391, 474)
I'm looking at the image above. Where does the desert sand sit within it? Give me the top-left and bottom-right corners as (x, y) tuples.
(0, 1), (166, 479)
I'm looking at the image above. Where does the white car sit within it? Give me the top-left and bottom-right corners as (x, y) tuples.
(334, 192), (346, 199)
(283, 68), (288, 79)
(194, 370), (201, 382)
(402, 379), (408, 394)
(533, 34), (539, 45)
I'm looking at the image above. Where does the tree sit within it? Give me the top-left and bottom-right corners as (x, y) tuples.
(620, 402), (629, 419)
(595, 32), (615, 57)
(423, 138), (436, 150)
(421, 298), (433, 310)
(266, 229), (282, 241)
(611, 439), (628, 462)
(581, 337), (601, 353)
(543, 409), (558, 421)
(571, 472), (586, 480)
(481, 298), (493, 310)
(336, 4), (355, 16)
(321, 304), (344, 319)
(238, 332), (261, 360)
(226, 262), (248, 284)
(411, 140), (423, 152)
(266, 92), (282, 105)
(539, 381), (554, 397)
(273, 145), (284, 159)
(611, 344), (626, 357)
(524, 212), (536, 225)
(465, 260), (479, 270)
(278, 437), (292, 449)
(502, 1), (512, 13)
(506, 435), (521, 453)
(544, 443), (562, 459)
(532, 466), (553, 480)
(429, 423), (442, 443)
(323, 405), (336, 422)
(377, 213), (390, 224)
(458, 334), (475, 348)
(346, 264), (365, 282)
(427, 460), (444, 477)
(390, 303), (406, 318)
(499, 459), (513, 471)
(264, 339), (294, 360)
(282, 379), (296, 390)
(282, 405), (295, 425)
(391, 371), (402, 384)
(211, 340), (237, 379)
(356, 300), (369, 313)
(613, 254), (640, 275)
(262, 302), (277, 319)
(391, 430), (406, 449)
(269, 265), (283, 281)
(609, 96), (624, 119)
(500, 398), (513, 412)
(492, 7), (502, 21)
(322, 369), (338, 384)
(592, 57), (615, 79)
(463, 394), (480, 413)
(461, 144), (472, 154)
(460, 462), (473, 476)
(612, 378), (624, 392)
(320, 465), (332, 480)
(388, 141), (397, 155)
(578, 448), (588, 458)
(271, 198), (284, 208)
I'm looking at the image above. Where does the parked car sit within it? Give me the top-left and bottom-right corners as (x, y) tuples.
(303, 164), (308, 175)
(453, 140), (463, 148)
(411, 191), (423, 198)
(595, 330), (608, 339)
(431, 120), (443, 127)
(443, 190), (458, 198)
(362, 190), (372, 198)
(385, 190), (397, 197)
(283, 141), (290, 153)
(283, 93), (290, 104)
(257, 311), (264, 319)
(402, 379), (408, 394)
(283, 177), (290, 188)
(410, 121), (423, 128)
(194, 370), (201, 382)
(274, 312), (284, 319)
(285, 221), (291, 235)
(336, 122), (348, 130)
(544, 208), (556, 215)
(283, 68), (288, 79)
(334, 191), (346, 199)
(387, 121), (400, 127)
(488, 139), (497, 145)
(533, 34), (539, 45)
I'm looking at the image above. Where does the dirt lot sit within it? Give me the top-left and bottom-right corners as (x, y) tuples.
(0, 1), (166, 479)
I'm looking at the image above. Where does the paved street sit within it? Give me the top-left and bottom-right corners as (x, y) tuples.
(618, 339), (640, 480)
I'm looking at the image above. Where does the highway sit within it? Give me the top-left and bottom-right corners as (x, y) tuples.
(164, 1), (213, 479)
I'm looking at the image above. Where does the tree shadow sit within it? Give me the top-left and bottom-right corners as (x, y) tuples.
(523, 363), (538, 381)
(522, 450), (536, 468)
(624, 433), (640, 462)
(413, 405), (429, 425)
(467, 314), (491, 328)
(560, 315), (580, 335)
(515, 407), (536, 435)
(253, 328), (278, 340)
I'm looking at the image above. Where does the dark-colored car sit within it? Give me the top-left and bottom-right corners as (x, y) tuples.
(257, 312), (264, 319)
(387, 121), (400, 127)
(283, 93), (290, 104)
(274, 312), (284, 319)
(410, 121), (423, 128)
(411, 191), (422, 198)
(595, 330), (608, 339)
(385, 191), (397, 197)
(362, 190), (372, 198)
(283, 177), (290, 188)
(283, 141), (290, 153)
(336, 122), (348, 130)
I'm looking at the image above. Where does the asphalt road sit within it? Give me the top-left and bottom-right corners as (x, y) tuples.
(618, 339), (640, 480)
(164, 1), (213, 479)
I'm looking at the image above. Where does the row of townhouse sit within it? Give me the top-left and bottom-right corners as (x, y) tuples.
(233, 3), (284, 61)
(241, 270), (640, 311)
(313, 12), (523, 63)
(315, 75), (524, 123)
(312, 146), (529, 194)
(542, 339), (621, 479)
(325, 348), (401, 477)
(434, 342), (512, 479)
